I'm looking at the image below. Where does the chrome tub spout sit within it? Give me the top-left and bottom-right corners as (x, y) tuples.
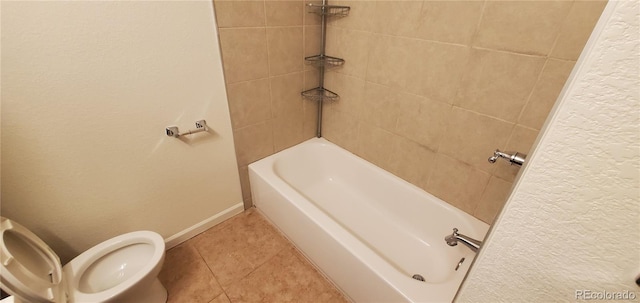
(445, 228), (482, 253)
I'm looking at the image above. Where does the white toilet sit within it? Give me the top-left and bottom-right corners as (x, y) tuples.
(0, 217), (167, 303)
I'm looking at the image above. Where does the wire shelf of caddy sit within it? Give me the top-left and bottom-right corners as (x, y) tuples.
(301, 87), (340, 103)
(306, 3), (350, 17)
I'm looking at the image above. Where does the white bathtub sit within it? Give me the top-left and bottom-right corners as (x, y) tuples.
(249, 138), (488, 303)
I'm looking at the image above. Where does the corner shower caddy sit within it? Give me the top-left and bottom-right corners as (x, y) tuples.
(301, 1), (350, 138)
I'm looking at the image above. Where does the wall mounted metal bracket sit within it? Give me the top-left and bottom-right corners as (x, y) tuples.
(166, 120), (208, 138)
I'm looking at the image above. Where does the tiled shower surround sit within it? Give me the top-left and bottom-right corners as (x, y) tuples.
(213, 0), (606, 224)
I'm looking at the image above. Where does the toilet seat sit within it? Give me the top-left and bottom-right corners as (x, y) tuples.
(0, 217), (66, 303)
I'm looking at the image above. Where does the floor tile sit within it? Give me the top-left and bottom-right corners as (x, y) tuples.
(160, 209), (349, 303)
(159, 242), (223, 303)
(191, 209), (290, 288)
(209, 293), (231, 303)
(225, 246), (349, 303)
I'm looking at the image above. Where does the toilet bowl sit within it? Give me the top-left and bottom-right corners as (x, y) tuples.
(0, 217), (167, 303)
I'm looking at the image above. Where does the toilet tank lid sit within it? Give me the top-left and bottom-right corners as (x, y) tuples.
(0, 217), (65, 303)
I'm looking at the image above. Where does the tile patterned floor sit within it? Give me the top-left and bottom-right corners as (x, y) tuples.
(159, 208), (349, 303)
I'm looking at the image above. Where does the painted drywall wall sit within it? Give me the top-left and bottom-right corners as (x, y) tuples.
(457, 1), (639, 301)
(1, 1), (242, 263)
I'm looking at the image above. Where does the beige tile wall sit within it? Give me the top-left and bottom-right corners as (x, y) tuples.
(214, 0), (319, 208)
(214, 0), (605, 221)
(322, 0), (606, 224)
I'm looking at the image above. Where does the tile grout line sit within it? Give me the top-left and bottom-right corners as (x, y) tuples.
(231, 243), (291, 288)
(261, 0), (277, 155)
(189, 236), (229, 302)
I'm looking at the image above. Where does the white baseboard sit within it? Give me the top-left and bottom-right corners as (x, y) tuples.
(164, 202), (244, 249)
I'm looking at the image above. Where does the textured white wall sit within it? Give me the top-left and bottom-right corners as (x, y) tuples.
(1, 1), (242, 263)
(457, 1), (639, 301)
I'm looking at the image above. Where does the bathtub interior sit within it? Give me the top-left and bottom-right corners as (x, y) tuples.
(271, 139), (487, 284)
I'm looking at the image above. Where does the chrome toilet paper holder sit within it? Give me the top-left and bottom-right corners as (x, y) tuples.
(166, 120), (208, 138)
